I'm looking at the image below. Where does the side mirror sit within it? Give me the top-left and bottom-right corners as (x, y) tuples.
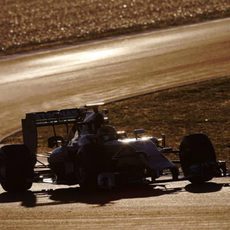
(133, 129), (145, 139)
(48, 136), (64, 148)
(117, 130), (127, 139)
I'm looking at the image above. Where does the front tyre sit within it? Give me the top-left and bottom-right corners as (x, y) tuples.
(0, 144), (35, 192)
(179, 134), (219, 184)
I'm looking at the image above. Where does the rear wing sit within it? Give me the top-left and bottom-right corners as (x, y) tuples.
(21, 108), (85, 155)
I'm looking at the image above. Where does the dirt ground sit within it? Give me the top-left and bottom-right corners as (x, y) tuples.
(2, 77), (229, 167)
(106, 77), (230, 166)
(1, 0), (230, 55)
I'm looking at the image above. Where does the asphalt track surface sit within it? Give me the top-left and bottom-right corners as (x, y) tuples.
(0, 18), (230, 229)
(0, 18), (230, 139)
(0, 177), (229, 229)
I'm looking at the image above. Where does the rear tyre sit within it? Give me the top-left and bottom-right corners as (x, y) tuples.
(0, 144), (35, 192)
(179, 134), (219, 184)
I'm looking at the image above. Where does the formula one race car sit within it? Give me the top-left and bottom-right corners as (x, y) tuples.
(0, 104), (227, 192)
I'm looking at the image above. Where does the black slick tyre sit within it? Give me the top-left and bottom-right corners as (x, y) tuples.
(0, 144), (35, 193)
(179, 133), (218, 184)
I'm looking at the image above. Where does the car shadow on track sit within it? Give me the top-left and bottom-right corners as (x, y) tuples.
(0, 183), (181, 208)
(0, 182), (227, 208)
(185, 182), (225, 193)
(47, 184), (182, 207)
(0, 190), (37, 207)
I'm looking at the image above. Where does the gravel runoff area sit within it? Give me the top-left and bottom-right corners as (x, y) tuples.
(1, 0), (230, 55)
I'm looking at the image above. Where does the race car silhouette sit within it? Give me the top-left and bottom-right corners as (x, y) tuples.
(0, 104), (227, 192)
